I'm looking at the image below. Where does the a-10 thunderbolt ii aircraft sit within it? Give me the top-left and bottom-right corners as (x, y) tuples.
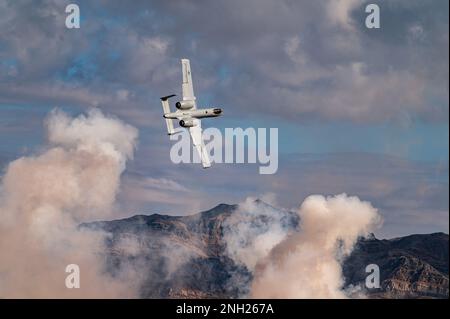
(160, 59), (223, 168)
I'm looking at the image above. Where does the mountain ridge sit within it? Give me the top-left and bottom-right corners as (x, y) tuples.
(81, 201), (449, 299)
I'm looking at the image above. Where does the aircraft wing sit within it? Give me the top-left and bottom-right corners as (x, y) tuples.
(182, 59), (196, 109)
(188, 119), (211, 168)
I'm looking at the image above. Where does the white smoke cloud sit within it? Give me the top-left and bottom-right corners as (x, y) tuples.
(223, 194), (382, 298)
(251, 194), (382, 298)
(0, 109), (383, 298)
(223, 196), (293, 271)
(0, 108), (139, 298)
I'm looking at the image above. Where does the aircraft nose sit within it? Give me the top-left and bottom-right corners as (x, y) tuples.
(213, 108), (222, 115)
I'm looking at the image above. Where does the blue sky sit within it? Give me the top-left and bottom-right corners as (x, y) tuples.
(0, 0), (448, 238)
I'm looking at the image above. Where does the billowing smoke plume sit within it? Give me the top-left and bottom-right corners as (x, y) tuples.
(224, 194), (381, 298)
(251, 194), (381, 298)
(223, 196), (295, 271)
(0, 109), (139, 298)
(0, 109), (383, 298)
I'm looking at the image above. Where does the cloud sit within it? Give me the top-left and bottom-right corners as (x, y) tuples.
(113, 163), (220, 216)
(326, 0), (360, 30)
(221, 194), (382, 298)
(0, 108), (140, 297)
(223, 197), (294, 271)
(0, 0), (447, 123)
(249, 194), (381, 298)
(0, 0), (447, 239)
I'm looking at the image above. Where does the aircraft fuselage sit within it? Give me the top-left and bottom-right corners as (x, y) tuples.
(163, 108), (223, 120)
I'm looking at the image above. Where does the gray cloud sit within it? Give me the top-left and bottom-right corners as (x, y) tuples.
(0, 0), (448, 123)
(0, 0), (448, 239)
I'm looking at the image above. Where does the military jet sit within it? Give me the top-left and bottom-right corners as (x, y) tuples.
(160, 59), (223, 168)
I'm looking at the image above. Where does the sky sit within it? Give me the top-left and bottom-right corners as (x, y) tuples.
(0, 0), (448, 238)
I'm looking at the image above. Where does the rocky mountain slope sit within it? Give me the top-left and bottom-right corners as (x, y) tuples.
(81, 202), (449, 299)
(344, 232), (449, 298)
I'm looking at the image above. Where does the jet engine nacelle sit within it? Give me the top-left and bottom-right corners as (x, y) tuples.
(176, 100), (195, 110)
(179, 119), (196, 127)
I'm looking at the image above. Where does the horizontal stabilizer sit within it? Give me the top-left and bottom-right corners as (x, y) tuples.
(160, 94), (176, 101)
(160, 94), (176, 135)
